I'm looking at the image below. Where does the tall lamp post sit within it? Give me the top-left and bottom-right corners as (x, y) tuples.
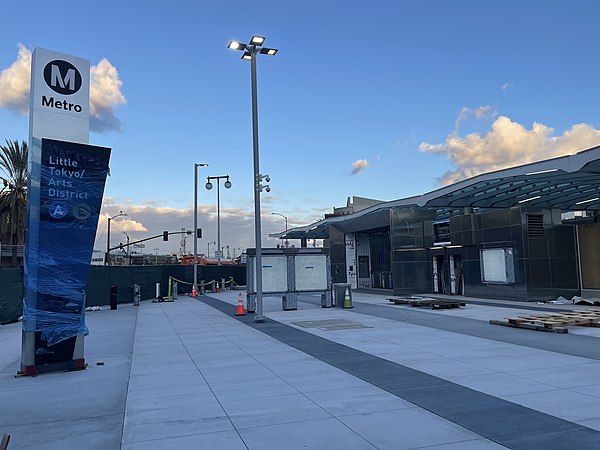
(271, 212), (288, 247)
(193, 163), (209, 296)
(207, 240), (216, 258)
(123, 231), (130, 265)
(106, 211), (127, 265)
(205, 175), (232, 265)
(228, 35), (277, 323)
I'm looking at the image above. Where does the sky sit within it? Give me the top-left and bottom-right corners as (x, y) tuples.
(1, 0), (599, 256)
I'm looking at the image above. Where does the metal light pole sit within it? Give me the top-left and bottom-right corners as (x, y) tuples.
(228, 35), (277, 323)
(271, 212), (288, 246)
(193, 163), (208, 296)
(106, 211), (126, 265)
(123, 231), (130, 265)
(206, 175), (232, 266)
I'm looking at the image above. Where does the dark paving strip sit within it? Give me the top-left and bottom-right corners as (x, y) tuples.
(200, 295), (600, 450)
(299, 295), (600, 361)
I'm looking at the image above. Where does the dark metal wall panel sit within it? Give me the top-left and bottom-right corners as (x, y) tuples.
(578, 223), (600, 289)
(328, 225), (347, 284)
(391, 208), (434, 295)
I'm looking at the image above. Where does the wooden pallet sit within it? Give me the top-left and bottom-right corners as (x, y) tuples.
(490, 310), (600, 334)
(387, 297), (466, 310)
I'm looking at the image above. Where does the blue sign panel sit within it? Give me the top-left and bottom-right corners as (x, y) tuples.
(23, 138), (110, 347)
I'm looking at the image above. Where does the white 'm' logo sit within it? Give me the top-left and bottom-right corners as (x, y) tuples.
(50, 65), (76, 90)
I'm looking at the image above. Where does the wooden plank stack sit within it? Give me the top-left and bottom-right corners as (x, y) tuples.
(490, 310), (600, 333)
(387, 297), (466, 310)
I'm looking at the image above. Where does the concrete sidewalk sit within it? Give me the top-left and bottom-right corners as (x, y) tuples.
(1, 291), (599, 449)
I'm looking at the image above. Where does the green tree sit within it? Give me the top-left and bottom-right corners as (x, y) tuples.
(0, 139), (28, 246)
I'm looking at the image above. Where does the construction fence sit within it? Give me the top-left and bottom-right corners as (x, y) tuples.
(0, 264), (246, 325)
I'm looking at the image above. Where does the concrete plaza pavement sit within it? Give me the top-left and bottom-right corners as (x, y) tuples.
(1, 290), (600, 449)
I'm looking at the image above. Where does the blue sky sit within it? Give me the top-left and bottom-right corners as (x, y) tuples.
(1, 0), (599, 254)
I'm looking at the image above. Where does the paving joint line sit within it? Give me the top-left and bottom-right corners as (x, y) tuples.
(119, 303), (138, 450)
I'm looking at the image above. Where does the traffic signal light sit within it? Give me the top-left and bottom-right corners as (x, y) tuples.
(196, 228), (202, 238)
(163, 231), (169, 241)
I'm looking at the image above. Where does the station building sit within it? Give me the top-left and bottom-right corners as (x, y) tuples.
(276, 146), (600, 302)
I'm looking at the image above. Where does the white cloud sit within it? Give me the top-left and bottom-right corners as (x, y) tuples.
(350, 158), (368, 175)
(0, 44), (126, 133)
(90, 58), (126, 132)
(0, 44), (31, 114)
(98, 214), (148, 233)
(419, 112), (600, 186)
(453, 105), (497, 134)
(501, 82), (513, 90)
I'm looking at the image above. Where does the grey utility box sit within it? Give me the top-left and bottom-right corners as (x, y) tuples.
(246, 248), (332, 312)
(333, 283), (352, 308)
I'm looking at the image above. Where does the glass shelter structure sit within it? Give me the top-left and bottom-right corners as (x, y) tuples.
(276, 145), (600, 302)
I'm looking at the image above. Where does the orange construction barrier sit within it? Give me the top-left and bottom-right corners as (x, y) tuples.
(235, 293), (246, 316)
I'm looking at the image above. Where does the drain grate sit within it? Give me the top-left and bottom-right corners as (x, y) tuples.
(292, 319), (372, 331)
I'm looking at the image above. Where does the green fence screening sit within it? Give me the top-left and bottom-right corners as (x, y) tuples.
(0, 265), (246, 324)
(0, 267), (24, 325)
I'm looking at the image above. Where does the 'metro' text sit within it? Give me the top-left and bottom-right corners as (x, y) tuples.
(42, 95), (83, 113)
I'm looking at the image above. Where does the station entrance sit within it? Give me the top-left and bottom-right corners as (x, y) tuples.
(432, 252), (463, 295)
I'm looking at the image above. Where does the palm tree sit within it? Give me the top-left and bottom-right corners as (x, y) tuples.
(0, 140), (28, 248)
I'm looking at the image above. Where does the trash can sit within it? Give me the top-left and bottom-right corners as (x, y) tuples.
(110, 286), (118, 310)
(333, 283), (352, 308)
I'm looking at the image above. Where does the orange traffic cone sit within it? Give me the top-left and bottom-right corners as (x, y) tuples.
(192, 285), (197, 298)
(235, 293), (246, 316)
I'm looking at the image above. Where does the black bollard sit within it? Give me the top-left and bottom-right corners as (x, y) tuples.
(110, 286), (118, 310)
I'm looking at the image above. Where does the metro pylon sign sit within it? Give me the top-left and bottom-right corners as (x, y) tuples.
(21, 48), (110, 376)
(29, 48), (90, 145)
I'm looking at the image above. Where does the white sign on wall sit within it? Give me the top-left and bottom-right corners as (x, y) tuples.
(29, 47), (90, 144)
(345, 233), (357, 289)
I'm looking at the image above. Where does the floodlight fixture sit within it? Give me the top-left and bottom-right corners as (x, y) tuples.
(250, 35), (265, 45)
(259, 48), (278, 56)
(228, 40), (246, 51)
(241, 52), (252, 60)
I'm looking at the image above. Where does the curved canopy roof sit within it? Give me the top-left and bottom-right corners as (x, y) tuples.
(273, 145), (600, 240)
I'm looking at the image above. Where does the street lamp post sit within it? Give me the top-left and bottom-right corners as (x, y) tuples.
(271, 212), (288, 247)
(207, 240), (216, 258)
(123, 231), (130, 265)
(194, 163), (209, 296)
(205, 175), (232, 265)
(228, 35), (277, 323)
(106, 211), (127, 265)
